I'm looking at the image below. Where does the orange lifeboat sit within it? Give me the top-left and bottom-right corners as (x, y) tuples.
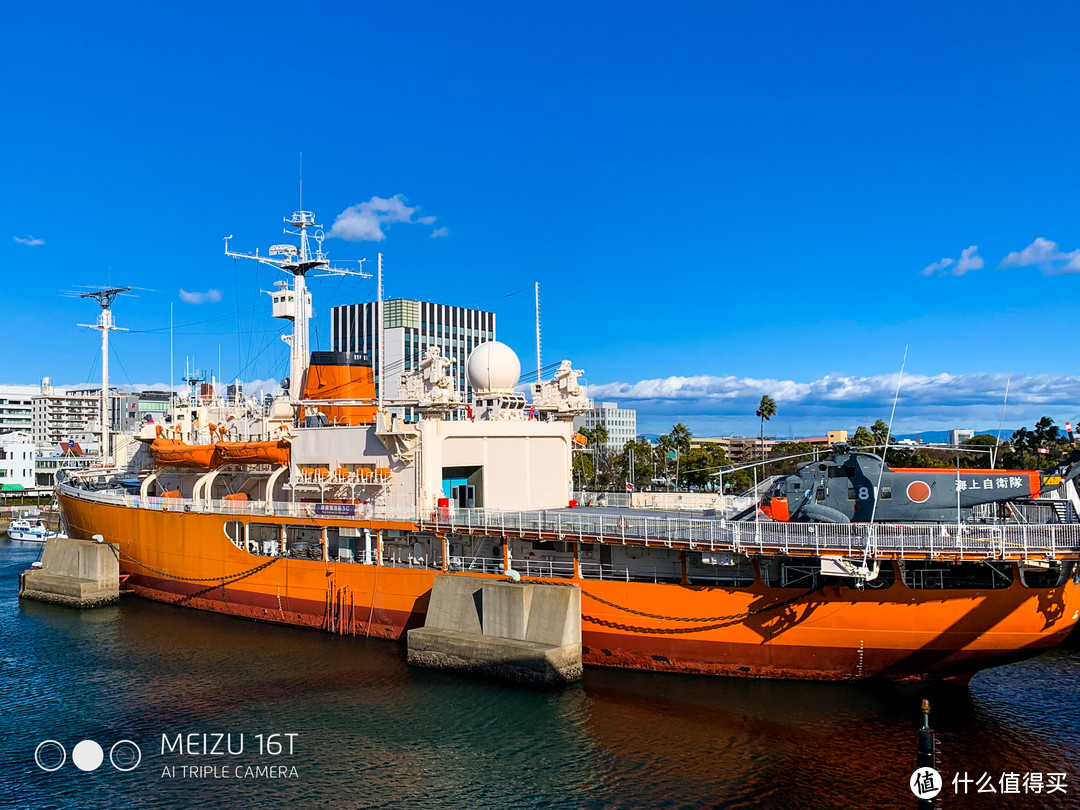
(150, 438), (217, 469)
(214, 440), (291, 467)
(150, 438), (291, 469)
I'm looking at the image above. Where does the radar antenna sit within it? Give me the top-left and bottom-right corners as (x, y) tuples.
(225, 205), (370, 401)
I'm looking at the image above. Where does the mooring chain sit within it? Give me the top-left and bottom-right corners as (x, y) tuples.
(578, 586), (817, 623)
(109, 544), (281, 585)
(175, 558), (282, 607)
(580, 587), (818, 635)
(515, 575), (818, 627)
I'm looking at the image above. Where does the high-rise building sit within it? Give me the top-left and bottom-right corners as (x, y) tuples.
(573, 401), (637, 453)
(331, 299), (496, 404)
(0, 384), (36, 434)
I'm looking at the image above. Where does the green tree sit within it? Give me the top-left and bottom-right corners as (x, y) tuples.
(574, 425), (611, 489)
(617, 439), (655, 491)
(763, 441), (815, 478)
(755, 395), (777, 460)
(667, 423), (692, 455)
(871, 419), (890, 447)
(682, 442), (730, 489)
(850, 426), (875, 447)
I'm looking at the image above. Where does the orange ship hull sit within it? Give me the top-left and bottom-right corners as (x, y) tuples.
(58, 491), (1080, 683)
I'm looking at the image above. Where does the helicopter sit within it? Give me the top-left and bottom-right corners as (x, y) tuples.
(753, 443), (1080, 524)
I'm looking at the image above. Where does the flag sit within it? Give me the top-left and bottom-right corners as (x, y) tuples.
(625, 482), (634, 492)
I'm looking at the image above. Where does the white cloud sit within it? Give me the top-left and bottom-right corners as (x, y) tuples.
(179, 288), (223, 304)
(430, 227), (449, 238)
(327, 195), (439, 242)
(13, 235), (44, 246)
(1000, 237), (1080, 275)
(953, 245), (984, 275)
(920, 245), (982, 277)
(920, 257), (954, 276)
(586, 372), (1080, 436)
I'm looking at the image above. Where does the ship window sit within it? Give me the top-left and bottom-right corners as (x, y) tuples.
(901, 561), (1014, 590)
(1020, 562), (1071, 589)
(247, 523), (281, 556)
(880, 486), (892, 500)
(828, 467), (853, 479)
(286, 525), (322, 560)
(224, 520), (243, 550)
(847, 487), (856, 501)
(815, 486), (826, 503)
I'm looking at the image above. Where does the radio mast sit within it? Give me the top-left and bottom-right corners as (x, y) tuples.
(78, 287), (130, 463)
(225, 208), (370, 401)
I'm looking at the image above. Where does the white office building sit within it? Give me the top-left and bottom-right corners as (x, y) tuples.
(0, 432), (36, 490)
(949, 429), (975, 446)
(331, 299), (496, 404)
(0, 384), (36, 434)
(32, 378), (101, 449)
(573, 401), (637, 453)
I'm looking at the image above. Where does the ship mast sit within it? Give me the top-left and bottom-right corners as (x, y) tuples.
(78, 287), (130, 463)
(225, 209), (369, 401)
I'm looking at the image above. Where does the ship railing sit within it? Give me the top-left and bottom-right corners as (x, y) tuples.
(54, 483), (1080, 560)
(451, 555), (506, 575)
(516, 557), (577, 579)
(427, 506), (1080, 560)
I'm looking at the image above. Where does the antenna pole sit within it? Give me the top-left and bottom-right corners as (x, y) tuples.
(77, 287), (129, 465)
(534, 281), (542, 383)
(994, 372), (1012, 470)
(377, 253), (384, 415)
(101, 310), (109, 461)
(224, 204), (370, 406)
(869, 345), (908, 528)
(170, 302), (174, 419)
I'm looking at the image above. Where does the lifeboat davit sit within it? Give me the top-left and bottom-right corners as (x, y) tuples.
(150, 438), (290, 469)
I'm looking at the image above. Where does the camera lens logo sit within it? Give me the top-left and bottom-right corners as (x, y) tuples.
(35, 740), (141, 773)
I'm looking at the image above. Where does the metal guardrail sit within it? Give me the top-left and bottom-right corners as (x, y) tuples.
(425, 508), (1080, 561)
(56, 482), (1080, 561)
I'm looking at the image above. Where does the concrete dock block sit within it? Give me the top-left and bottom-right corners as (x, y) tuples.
(407, 627), (583, 687)
(19, 537), (119, 608)
(408, 574), (582, 687)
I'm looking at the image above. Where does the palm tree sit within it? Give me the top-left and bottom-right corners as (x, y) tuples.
(755, 395), (777, 460)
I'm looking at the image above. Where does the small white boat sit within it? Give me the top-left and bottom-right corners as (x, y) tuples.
(6, 518), (60, 542)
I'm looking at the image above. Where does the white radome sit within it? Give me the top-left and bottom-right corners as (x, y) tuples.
(466, 341), (521, 395)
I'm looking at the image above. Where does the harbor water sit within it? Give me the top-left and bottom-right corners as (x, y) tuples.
(1, 539), (1077, 809)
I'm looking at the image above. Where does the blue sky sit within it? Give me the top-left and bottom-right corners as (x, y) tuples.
(4, 2), (1080, 437)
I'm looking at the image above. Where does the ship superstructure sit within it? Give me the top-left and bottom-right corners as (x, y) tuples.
(54, 204), (1080, 684)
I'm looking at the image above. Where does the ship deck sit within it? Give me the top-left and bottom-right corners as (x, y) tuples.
(56, 482), (1080, 563)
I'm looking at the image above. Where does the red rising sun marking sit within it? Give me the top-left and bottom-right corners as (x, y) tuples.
(907, 480), (931, 503)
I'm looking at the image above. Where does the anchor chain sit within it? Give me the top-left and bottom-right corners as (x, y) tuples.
(175, 558), (282, 606)
(108, 544), (282, 603)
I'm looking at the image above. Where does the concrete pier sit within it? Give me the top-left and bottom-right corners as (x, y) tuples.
(19, 537), (119, 608)
(408, 574), (582, 687)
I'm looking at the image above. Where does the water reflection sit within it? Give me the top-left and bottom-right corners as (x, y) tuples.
(1, 539), (1077, 809)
